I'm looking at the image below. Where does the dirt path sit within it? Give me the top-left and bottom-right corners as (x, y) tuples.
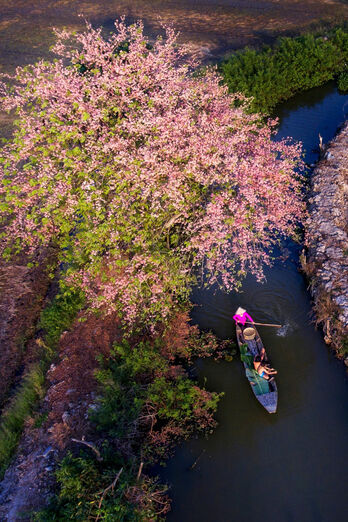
(0, 311), (121, 520)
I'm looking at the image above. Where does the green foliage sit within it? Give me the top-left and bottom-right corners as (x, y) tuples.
(0, 364), (45, 477)
(337, 70), (348, 92)
(93, 341), (166, 439)
(39, 287), (85, 346)
(219, 27), (348, 113)
(39, 338), (221, 520)
(147, 376), (219, 423)
(94, 340), (221, 443)
(34, 452), (141, 521)
(0, 288), (83, 478)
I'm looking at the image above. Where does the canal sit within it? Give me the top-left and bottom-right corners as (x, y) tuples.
(158, 82), (348, 522)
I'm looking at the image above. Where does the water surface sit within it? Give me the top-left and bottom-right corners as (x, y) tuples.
(159, 83), (348, 522)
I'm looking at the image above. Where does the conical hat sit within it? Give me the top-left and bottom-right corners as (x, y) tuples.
(243, 327), (256, 340)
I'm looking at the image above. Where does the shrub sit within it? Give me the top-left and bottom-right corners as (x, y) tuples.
(337, 70), (348, 92)
(219, 27), (348, 113)
(39, 337), (222, 519)
(0, 19), (304, 331)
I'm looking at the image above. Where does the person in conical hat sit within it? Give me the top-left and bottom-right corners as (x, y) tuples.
(233, 307), (254, 325)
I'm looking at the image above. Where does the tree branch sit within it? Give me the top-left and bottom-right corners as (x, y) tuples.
(96, 467), (123, 522)
(71, 437), (102, 461)
(136, 461), (144, 482)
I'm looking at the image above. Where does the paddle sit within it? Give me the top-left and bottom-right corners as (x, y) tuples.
(245, 321), (282, 328)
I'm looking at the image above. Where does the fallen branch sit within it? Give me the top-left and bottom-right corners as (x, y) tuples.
(71, 437), (102, 461)
(96, 467), (124, 522)
(137, 461), (144, 482)
(189, 449), (206, 470)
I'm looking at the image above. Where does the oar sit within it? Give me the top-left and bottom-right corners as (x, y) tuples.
(245, 321), (282, 328)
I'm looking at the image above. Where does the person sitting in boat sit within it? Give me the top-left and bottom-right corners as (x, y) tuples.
(253, 354), (277, 380)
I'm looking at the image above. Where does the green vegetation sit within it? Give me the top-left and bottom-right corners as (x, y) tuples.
(36, 339), (222, 520)
(219, 27), (348, 113)
(0, 363), (46, 478)
(0, 290), (83, 478)
(38, 288), (85, 347)
(337, 70), (348, 92)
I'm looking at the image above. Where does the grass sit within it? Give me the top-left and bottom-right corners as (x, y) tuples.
(0, 364), (46, 477)
(0, 289), (84, 478)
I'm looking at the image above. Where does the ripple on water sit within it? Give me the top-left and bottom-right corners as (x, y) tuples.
(276, 322), (292, 337)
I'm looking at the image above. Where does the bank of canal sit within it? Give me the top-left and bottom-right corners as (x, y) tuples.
(158, 82), (348, 522)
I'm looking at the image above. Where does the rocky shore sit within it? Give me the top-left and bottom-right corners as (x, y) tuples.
(301, 120), (348, 359)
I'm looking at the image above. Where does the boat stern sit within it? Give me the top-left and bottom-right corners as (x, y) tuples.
(257, 391), (278, 414)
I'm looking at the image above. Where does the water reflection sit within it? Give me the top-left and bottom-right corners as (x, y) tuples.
(274, 81), (348, 165)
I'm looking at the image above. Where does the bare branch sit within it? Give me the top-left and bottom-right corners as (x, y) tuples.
(71, 437), (102, 461)
(96, 467), (124, 522)
(163, 213), (183, 230)
(136, 461), (144, 482)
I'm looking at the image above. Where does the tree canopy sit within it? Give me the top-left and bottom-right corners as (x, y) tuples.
(0, 19), (304, 330)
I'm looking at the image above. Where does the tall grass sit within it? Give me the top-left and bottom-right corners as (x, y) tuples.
(0, 290), (84, 478)
(0, 364), (46, 477)
(219, 27), (348, 113)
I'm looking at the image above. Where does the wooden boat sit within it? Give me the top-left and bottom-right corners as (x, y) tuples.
(236, 318), (278, 414)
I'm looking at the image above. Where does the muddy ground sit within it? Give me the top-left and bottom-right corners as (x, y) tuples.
(1, 0), (347, 139)
(0, 0), (347, 73)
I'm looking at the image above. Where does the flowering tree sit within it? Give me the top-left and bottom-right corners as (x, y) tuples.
(0, 19), (304, 329)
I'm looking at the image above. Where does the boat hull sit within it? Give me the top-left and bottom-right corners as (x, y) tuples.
(236, 320), (278, 413)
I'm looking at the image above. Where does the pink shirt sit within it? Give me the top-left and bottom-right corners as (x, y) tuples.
(233, 311), (254, 325)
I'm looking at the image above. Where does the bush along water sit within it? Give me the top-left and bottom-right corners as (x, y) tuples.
(35, 334), (224, 521)
(219, 27), (348, 113)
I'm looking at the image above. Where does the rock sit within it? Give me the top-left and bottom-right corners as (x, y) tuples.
(325, 151), (333, 160)
(305, 120), (348, 358)
(41, 446), (53, 459)
(336, 295), (348, 305)
(61, 412), (70, 425)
